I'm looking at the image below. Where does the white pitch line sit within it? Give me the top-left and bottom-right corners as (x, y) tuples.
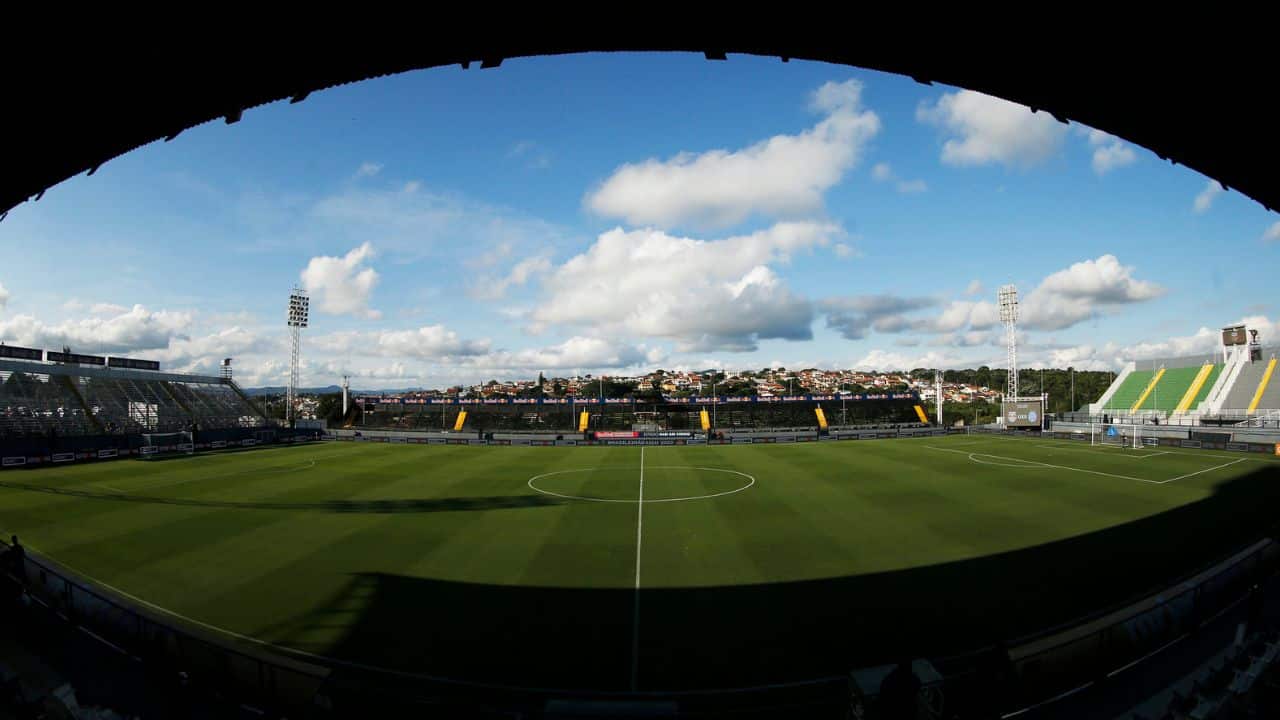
(974, 434), (1280, 465)
(926, 446), (1159, 484)
(1031, 443), (1168, 460)
(1159, 457), (1248, 484)
(526, 467), (754, 504)
(631, 446), (644, 691)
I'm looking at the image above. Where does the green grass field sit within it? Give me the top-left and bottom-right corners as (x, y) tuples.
(1, 434), (1278, 692)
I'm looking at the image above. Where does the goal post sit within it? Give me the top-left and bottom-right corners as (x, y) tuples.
(1091, 422), (1142, 449)
(140, 431), (195, 458)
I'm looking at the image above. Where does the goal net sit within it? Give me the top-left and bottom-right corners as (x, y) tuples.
(140, 431), (194, 458)
(1091, 422), (1142, 449)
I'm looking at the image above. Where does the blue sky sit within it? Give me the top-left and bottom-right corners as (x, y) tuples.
(1, 53), (1277, 388)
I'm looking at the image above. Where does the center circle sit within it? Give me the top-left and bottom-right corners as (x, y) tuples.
(527, 466), (755, 503)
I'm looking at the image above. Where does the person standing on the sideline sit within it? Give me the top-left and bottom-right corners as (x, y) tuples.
(4, 535), (25, 577)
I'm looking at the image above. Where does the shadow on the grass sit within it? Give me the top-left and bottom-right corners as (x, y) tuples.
(247, 463), (1280, 696)
(0, 477), (565, 513)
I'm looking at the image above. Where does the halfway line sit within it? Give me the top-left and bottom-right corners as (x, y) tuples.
(631, 446), (644, 691)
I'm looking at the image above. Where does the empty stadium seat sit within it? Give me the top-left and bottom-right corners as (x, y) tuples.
(1103, 370), (1155, 411)
(1, 364), (267, 437)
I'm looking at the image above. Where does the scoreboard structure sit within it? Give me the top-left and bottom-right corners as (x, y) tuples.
(1222, 324), (1263, 363)
(1002, 398), (1045, 428)
(1222, 325), (1247, 346)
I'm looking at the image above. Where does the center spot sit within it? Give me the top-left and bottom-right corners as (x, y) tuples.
(528, 466), (755, 503)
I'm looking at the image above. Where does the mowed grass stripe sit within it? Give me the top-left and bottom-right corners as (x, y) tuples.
(33, 447), (459, 592)
(2, 438), (1277, 691)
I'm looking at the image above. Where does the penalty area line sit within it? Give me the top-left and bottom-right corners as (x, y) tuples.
(925, 446), (1159, 484)
(1160, 457), (1247, 484)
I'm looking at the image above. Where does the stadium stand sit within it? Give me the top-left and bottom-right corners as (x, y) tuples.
(1138, 365), (1203, 413)
(1221, 355), (1276, 413)
(1173, 363), (1220, 414)
(0, 370), (97, 436)
(0, 357), (268, 439)
(1248, 356), (1279, 412)
(1102, 370), (1155, 411)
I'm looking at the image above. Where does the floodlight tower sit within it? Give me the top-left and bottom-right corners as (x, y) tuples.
(286, 288), (310, 427)
(342, 374), (350, 417)
(998, 285), (1019, 401)
(935, 370), (943, 425)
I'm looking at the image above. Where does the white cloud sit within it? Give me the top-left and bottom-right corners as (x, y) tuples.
(160, 326), (277, 364)
(0, 304), (192, 354)
(375, 326), (491, 359)
(1193, 180), (1224, 214)
(313, 324), (491, 361)
(1262, 221), (1280, 244)
(918, 89), (1068, 169)
(300, 242), (381, 319)
(509, 141), (552, 169)
(339, 362), (414, 381)
(851, 349), (966, 372)
(471, 241), (513, 268)
(1085, 129), (1136, 175)
(819, 255), (1159, 345)
(306, 331), (658, 384)
(928, 331), (995, 348)
(354, 162), (383, 179)
(455, 336), (658, 371)
(308, 183), (571, 266)
(869, 161), (927, 193)
(469, 256), (553, 300)
(832, 242), (858, 259)
(531, 222), (838, 351)
(0, 282), (8, 311)
(925, 300), (1000, 333)
(1021, 254), (1163, 331)
(1030, 316), (1280, 373)
(585, 79), (880, 229)
(823, 296), (997, 340)
(90, 302), (129, 316)
(821, 295), (938, 340)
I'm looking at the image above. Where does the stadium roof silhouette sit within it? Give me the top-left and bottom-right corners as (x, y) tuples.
(3, 32), (1275, 218)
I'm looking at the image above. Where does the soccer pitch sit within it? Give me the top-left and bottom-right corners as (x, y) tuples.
(1, 434), (1278, 692)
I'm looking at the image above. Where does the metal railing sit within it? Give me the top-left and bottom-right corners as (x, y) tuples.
(2, 543), (329, 716)
(1057, 410), (1280, 430)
